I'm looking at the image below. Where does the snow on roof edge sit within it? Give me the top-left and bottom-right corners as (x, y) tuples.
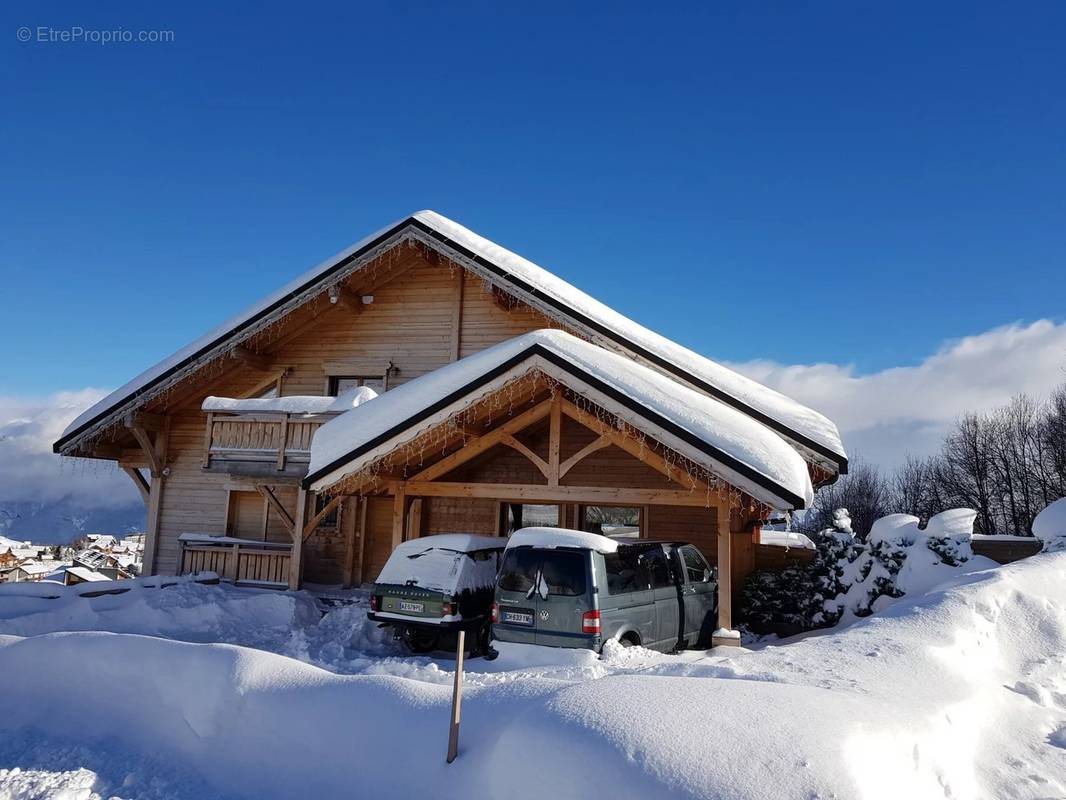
(57, 210), (844, 469)
(305, 330), (814, 510)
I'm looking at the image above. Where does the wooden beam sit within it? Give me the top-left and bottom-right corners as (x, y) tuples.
(449, 269), (464, 361)
(121, 467), (150, 505)
(142, 417), (169, 576)
(303, 493), (344, 540)
(342, 498), (358, 588)
(391, 484), (407, 550)
(356, 497), (371, 584)
(256, 485), (295, 536)
(119, 449), (150, 470)
(327, 285), (364, 314)
(548, 397), (561, 486)
(409, 400), (554, 483)
(558, 434), (612, 480)
(499, 434), (550, 480)
(231, 346), (272, 372)
(123, 412), (165, 432)
(407, 497), (424, 540)
(716, 505), (734, 637)
(396, 481), (713, 507)
(289, 489), (308, 589)
(559, 399), (711, 492)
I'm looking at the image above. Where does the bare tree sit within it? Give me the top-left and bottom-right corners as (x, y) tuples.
(801, 460), (890, 539)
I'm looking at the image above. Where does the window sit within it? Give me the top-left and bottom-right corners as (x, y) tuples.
(540, 551), (587, 597)
(313, 494), (340, 530)
(498, 548), (540, 594)
(497, 548), (588, 597)
(581, 506), (641, 538)
(328, 375), (386, 396)
(681, 546), (713, 584)
(603, 548), (649, 594)
(639, 547), (674, 589)
(502, 503), (561, 536)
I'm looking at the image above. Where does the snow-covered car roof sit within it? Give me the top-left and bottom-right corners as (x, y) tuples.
(505, 527), (620, 555)
(54, 211), (845, 474)
(306, 329), (814, 510)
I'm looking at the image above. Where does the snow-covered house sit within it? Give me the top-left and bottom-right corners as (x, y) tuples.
(6, 561), (54, 583)
(53, 211), (846, 639)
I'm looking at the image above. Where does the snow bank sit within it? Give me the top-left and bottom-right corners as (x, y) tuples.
(1033, 497), (1066, 549)
(506, 526), (619, 554)
(3, 554), (1066, 798)
(308, 329), (814, 509)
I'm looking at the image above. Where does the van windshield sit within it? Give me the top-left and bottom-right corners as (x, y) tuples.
(498, 548), (587, 597)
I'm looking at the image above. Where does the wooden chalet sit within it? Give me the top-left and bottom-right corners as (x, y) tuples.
(53, 211), (847, 642)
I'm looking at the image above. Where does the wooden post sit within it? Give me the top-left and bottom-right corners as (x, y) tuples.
(548, 397), (561, 487)
(277, 414), (289, 471)
(289, 489), (308, 590)
(446, 628), (466, 764)
(141, 418), (169, 576)
(712, 502), (739, 647)
(392, 483), (407, 549)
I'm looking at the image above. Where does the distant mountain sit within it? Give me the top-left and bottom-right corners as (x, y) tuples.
(0, 499), (146, 545)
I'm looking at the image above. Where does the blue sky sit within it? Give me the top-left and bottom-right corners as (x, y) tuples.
(1, 1), (1063, 396)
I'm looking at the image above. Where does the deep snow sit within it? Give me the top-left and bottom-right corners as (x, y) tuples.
(2, 554), (1066, 799)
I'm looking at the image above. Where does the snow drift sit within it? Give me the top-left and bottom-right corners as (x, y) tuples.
(2, 552), (1065, 798)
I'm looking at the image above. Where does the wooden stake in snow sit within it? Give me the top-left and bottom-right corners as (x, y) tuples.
(446, 629), (465, 764)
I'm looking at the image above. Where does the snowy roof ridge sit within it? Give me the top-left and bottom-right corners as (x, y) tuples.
(55, 211), (845, 472)
(305, 329), (814, 511)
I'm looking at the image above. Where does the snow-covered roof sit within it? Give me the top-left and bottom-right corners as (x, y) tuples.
(306, 330), (814, 510)
(65, 566), (110, 582)
(759, 531), (816, 550)
(202, 386), (377, 416)
(17, 562), (54, 576)
(54, 211), (845, 473)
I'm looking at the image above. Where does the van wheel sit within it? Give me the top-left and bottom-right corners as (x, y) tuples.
(619, 634), (639, 648)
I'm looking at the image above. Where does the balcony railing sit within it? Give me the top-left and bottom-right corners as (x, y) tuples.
(178, 533), (294, 589)
(202, 411), (336, 477)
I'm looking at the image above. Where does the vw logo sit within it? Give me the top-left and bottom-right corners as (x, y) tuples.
(538, 609), (550, 621)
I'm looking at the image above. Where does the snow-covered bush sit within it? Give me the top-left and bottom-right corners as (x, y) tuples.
(1033, 497), (1066, 553)
(740, 507), (978, 631)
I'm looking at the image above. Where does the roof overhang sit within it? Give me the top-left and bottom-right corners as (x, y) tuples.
(304, 342), (809, 512)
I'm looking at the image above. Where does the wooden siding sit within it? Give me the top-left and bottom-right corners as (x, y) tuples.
(151, 255), (558, 579)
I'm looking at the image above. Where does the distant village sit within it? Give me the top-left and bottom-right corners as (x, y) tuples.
(0, 533), (145, 587)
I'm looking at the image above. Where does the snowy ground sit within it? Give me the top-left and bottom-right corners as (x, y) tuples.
(1, 555), (1065, 800)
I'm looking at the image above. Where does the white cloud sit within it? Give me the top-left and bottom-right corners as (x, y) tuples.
(3, 320), (1064, 510)
(726, 319), (1066, 470)
(0, 389), (139, 509)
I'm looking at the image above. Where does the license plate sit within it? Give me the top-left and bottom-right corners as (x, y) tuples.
(502, 610), (534, 626)
(398, 601), (424, 613)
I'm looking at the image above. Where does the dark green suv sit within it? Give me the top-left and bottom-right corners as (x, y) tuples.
(369, 533), (505, 654)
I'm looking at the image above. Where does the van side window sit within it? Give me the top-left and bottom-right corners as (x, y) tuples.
(639, 547), (673, 589)
(603, 550), (648, 594)
(681, 546), (712, 583)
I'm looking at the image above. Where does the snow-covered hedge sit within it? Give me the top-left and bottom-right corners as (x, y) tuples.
(741, 506), (984, 631)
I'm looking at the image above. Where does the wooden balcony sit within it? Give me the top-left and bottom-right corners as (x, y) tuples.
(178, 534), (294, 589)
(201, 412), (336, 478)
